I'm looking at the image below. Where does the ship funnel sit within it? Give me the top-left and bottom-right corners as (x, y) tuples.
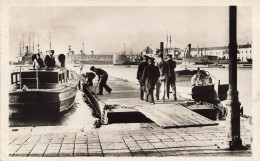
(58, 54), (66, 68)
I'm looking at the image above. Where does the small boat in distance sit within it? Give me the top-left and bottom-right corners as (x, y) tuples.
(9, 54), (79, 114)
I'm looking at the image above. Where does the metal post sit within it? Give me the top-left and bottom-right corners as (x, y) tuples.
(224, 6), (243, 150)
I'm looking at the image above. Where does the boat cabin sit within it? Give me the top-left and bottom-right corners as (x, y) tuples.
(11, 67), (73, 90)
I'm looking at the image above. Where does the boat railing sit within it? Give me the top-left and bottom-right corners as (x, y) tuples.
(12, 66), (73, 90)
(12, 66), (39, 90)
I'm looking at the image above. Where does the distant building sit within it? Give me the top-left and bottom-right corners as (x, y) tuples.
(66, 50), (113, 64)
(187, 43), (252, 62)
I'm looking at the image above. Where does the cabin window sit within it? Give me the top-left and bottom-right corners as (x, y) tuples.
(246, 51), (247, 53)
(250, 50), (251, 53)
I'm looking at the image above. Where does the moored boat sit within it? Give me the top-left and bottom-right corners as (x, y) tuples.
(9, 56), (79, 114)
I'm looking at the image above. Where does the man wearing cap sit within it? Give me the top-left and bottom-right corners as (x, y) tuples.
(90, 66), (112, 95)
(141, 57), (160, 105)
(155, 52), (169, 102)
(136, 55), (149, 100)
(166, 54), (177, 100)
(44, 50), (56, 68)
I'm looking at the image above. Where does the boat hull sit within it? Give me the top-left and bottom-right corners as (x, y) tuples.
(9, 85), (77, 114)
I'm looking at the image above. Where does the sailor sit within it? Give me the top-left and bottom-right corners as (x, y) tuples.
(90, 66), (112, 95)
(136, 55), (149, 100)
(166, 54), (177, 100)
(82, 72), (96, 86)
(141, 57), (160, 105)
(44, 50), (56, 68)
(155, 52), (169, 102)
(32, 54), (38, 69)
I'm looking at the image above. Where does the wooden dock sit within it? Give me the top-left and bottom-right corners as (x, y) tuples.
(82, 77), (218, 128)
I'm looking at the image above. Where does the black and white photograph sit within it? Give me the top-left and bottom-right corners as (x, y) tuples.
(1, 0), (260, 160)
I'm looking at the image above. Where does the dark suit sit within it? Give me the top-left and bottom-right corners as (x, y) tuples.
(44, 54), (56, 68)
(137, 61), (149, 100)
(167, 59), (177, 99)
(141, 64), (160, 103)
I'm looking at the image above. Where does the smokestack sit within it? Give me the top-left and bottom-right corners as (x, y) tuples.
(160, 42), (164, 57)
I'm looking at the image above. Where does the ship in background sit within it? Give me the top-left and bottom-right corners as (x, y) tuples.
(13, 33), (37, 65)
(113, 43), (141, 65)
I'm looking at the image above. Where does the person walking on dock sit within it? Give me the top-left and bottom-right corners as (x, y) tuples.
(141, 57), (160, 105)
(166, 54), (177, 100)
(155, 52), (169, 102)
(137, 55), (149, 100)
(44, 50), (56, 68)
(90, 66), (112, 95)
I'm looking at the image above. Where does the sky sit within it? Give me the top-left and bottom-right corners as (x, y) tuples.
(9, 6), (252, 60)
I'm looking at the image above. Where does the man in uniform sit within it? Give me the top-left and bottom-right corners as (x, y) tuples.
(166, 54), (177, 100)
(136, 55), (149, 100)
(90, 66), (112, 95)
(155, 52), (169, 102)
(44, 50), (56, 68)
(141, 57), (160, 105)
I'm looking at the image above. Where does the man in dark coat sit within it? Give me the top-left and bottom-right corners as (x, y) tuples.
(166, 54), (177, 100)
(141, 57), (160, 105)
(36, 53), (45, 68)
(44, 50), (56, 68)
(90, 66), (112, 95)
(136, 55), (149, 100)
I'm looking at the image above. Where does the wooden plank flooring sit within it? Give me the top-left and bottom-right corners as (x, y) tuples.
(134, 103), (218, 128)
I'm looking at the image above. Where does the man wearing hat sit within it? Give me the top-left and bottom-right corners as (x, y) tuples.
(44, 50), (56, 68)
(155, 52), (169, 102)
(136, 54), (149, 100)
(90, 66), (112, 95)
(166, 54), (177, 100)
(141, 57), (160, 105)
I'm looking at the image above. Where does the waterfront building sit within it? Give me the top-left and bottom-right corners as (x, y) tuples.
(187, 43), (252, 62)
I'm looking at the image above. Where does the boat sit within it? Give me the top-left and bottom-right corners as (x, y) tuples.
(176, 68), (229, 104)
(9, 54), (79, 114)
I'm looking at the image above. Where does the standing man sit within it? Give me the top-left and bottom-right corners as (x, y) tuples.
(90, 66), (112, 95)
(44, 50), (56, 68)
(136, 55), (149, 100)
(141, 57), (160, 105)
(155, 52), (169, 102)
(166, 54), (177, 100)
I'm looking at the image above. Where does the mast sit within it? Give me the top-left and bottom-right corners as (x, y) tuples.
(49, 32), (52, 51)
(170, 35), (172, 53)
(22, 33), (25, 55)
(19, 40), (22, 56)
(37, 35), (40, 53)
(32, 32), (35, 53)
(29, 30), (30, 53)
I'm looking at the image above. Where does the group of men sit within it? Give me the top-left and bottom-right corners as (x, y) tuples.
(137, 53), (177, 105)
(33, 50), (56, 69)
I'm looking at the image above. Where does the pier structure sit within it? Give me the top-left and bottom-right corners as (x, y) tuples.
(9, 77), (252, 157)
